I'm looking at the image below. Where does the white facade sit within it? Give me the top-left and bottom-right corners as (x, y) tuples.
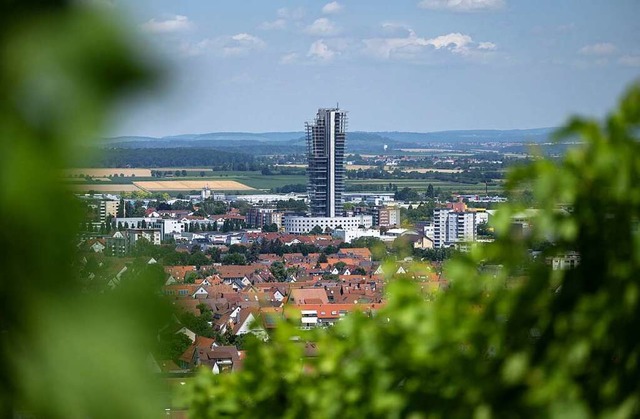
(112, 217), (182, 240)
(160, 219), (184, 238)
(283, 215), (373, 234)
(127, 228), (162, 246)
(433, 208), (476, 248)
(332, 228), (381, 243)
(474, 211), (489, 226)
(343, 192), (395, 204)
(365, 195), (396, 206)
(230, 193), (306, 204)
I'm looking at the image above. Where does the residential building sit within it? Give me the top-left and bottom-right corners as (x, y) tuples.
(105, 231), (128, 256)
(307, 107), (347, 217)
(247, 208), (284, 229)
(126, 228), (162, 246)
(284, 107), (377, 233)
(378, 206), (401, 227)
(433, 208), (476, 248)
(99, 200), (119, 222)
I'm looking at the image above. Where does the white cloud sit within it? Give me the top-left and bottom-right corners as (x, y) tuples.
(308, 39), (335, 61)
(224, 33), (266, 56)
(579, 42), (617, 56)
(362, 30), (495, 60)
(141, 15), (193, 33)
(418, 0), (505, 12)
(259, 19), (287, 30)
(181, 33), (266, 57)
(280, 53), (299, 64)
(478, 41), (497, 50)
(322, 1), (344, 14)
(305, 18), (340, 36)
(619, 55), (640, 67)
(428, 33), (473, 52)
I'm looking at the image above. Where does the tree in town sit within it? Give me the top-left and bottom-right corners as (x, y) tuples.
(310, 225), (323, 235)
(184, 271), (198, 284)
(426, 183), (435, 198)
(269, 261), (287, 282)
(221, 253), (246, 265)
(262, 223), (279, 232)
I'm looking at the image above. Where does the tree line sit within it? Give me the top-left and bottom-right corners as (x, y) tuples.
(86, 148), (255, 168)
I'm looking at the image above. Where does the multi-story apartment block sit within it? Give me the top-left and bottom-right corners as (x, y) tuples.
(433, 208), (476, 248)
(378, 206), (401, 228)
(99, 200), (119, 222)
(247, 208), (284, 229)
(307, 108), (347, 217)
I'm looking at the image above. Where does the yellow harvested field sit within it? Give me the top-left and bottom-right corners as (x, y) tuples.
(133, 180), (254, 191)
(69, 184), (142, 192)
(395, 168), (463, 173)
(65, 168), (152, 177)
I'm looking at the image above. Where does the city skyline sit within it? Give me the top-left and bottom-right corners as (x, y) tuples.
(108, 1), (640, 137)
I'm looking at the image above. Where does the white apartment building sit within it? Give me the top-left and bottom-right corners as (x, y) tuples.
(127, 228), (162, 246)
(433, 208), (476, 248)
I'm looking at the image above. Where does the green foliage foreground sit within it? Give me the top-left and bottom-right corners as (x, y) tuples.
(186, 86), (640, 418)
(1, 2), (169, 418)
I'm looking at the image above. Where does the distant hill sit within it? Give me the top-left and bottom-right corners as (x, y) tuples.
(102, 128), (557, 154)
(374, 128), (555, 144)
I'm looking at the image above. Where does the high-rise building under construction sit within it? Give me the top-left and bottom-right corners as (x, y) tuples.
(306, 107), (347, 217)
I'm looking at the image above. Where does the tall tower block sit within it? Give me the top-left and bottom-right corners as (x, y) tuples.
(306, 108), (347, 217)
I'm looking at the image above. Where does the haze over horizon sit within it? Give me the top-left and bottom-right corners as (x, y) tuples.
(108, 0), (640, 138)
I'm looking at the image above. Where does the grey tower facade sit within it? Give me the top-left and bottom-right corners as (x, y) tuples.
(306, 108), (347, 217)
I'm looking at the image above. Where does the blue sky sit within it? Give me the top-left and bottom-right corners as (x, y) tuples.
(107, 0), (640, 137)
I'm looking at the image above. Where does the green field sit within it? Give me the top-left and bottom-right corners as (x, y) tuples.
(68, 170), (505, 196)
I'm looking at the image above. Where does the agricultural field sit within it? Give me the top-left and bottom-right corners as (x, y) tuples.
(133, 180), (253, 191)
(64, 168), (152, 177)
(394, 168), (464, 174)
(70, 184), (142, 192)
